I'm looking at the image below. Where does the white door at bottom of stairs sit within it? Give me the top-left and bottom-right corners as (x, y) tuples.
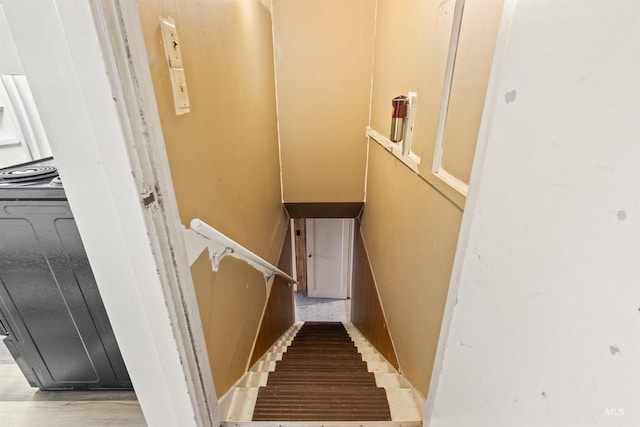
(306, 218), (354, 299)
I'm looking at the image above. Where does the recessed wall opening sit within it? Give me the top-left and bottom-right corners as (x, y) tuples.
(290, 217), (355, 323)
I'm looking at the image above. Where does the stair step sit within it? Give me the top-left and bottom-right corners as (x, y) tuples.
(275, 360), (368, 369)
(222, 422), (420, 427)
(262, 353), (283, 362)
(281, 352), (363, 360)
(220, 322), (424, 424)
(256, 392), (389, 403)
(252, 321), (392, 422)
(361, 352), (384, 363)
(285, 343), (357, 349)
(268, 375), (376, 385)
(239, 372), (268, 388)
(221, 387), (258, 422)
(386, 389), (422, 421)
(250, 360), (276, 373)
(375, 373), (406, 389)
(366, 361), (392, 374)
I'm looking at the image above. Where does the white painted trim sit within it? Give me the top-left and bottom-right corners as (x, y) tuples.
(431, 0), (466, 175)
(428, 0), (474, 201)
(423, 0), (517, 424)
(432, 168), (468, 197)
(402, 91), (418, 157)
(182, 225), (210, 266)
(366, 127), (421, 173)
(270, 1), (286, 203)
(363, 0), (379, 204)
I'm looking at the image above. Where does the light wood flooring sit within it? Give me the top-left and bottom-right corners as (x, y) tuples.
(0, 341), (146, 426)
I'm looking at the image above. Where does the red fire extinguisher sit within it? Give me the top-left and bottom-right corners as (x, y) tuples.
(390, 96), (408, 142)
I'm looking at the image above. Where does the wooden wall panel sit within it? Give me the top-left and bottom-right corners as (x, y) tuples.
(250, 223), (296, 366)
(284, 202), (364, 218)
(351, 223), (399, 369)
(293, 218), (307, 293)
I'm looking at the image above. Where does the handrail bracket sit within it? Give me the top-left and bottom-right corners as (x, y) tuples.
(211, 247), (234, 272)
(190, 218), (297, 286)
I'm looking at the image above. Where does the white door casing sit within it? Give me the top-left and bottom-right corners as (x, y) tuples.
(306, 218), (354, 299)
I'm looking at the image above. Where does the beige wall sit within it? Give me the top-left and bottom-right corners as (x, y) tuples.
(273, 0), (375, 203)
(136, 0), (288, 396)
(362, 0), (502, 396)
(362, 144), (462, 395)
(369, 0), (455, 167)
(136, 0), (501, 400)
(190, 254), (268, 395)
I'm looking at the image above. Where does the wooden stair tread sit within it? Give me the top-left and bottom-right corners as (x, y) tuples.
(253, 321), (391, 422)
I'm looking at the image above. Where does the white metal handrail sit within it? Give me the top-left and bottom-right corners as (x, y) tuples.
(190, 218), (297, 284)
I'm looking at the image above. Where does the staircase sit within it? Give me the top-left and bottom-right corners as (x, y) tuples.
(219, 322), (422, 426)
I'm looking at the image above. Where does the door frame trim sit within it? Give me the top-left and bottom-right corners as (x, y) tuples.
(92, 1), (218, 425)
(1, 0), (217, 425)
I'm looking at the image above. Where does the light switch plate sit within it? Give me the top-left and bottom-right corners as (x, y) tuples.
(170, 68), (190, 114)
(160, 16), (190, 115)
(160, 17), (183, 68)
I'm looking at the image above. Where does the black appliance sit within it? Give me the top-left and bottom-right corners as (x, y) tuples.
(0, 158), (132, 390)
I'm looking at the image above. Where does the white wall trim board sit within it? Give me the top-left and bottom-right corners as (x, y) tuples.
(270, 1), (286, 203)
(431, 168), (468, 198)
(366, 127), (421, 173)
(431, 0), (466, 178)
(366, 125), (466, 210)
(363, 0), (379, 204)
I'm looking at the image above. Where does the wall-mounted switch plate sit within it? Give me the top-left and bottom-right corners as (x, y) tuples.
(170, 68), (190, 113)
(160, 16), (189, 115)
(160, 17), (183, 68)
